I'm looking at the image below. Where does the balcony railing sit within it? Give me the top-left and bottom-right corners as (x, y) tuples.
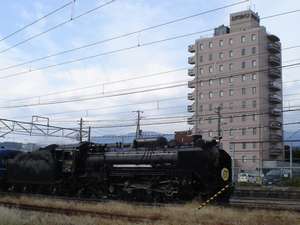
(267, 34), (280, 42)
(268, 42), (280, 54)
(187, 117), (195, 125)
(269, 94), (282, 104)
(188, 68), (195, 76)
(188, 44), (195, 53)
(270, 108), (281, 116)
(269, 55), (281, 66)
(187, 93), (194, 100)
(269, 68), (281, 78)
(269, 81), (281, 91)
(188, 56), (195, 64)
(270, 121), (282, 129)
(270, 134), (283, 141)
(188, 80), (195, 88)
(187, 104), (195, 112)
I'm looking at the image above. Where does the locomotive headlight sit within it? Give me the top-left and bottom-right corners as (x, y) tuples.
(221, 168), (229, 181)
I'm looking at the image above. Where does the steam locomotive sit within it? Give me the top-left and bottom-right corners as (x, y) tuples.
(0, 135), (232, 202)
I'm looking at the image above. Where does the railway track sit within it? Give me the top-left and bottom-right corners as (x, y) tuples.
(0, 199), (163, 222)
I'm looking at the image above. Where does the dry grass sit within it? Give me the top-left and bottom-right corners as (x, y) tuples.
(0, 196), (299, 225)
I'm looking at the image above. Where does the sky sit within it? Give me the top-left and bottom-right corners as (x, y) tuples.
(0, 0), (299, 143)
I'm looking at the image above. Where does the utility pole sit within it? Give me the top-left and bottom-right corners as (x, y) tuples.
(290, 143), (293, 179)
(79, 118), (83, 143)
(133, 110), (143, 139)
(88, 126), (91, 142)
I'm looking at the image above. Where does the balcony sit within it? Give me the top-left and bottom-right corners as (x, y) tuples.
(188, 56), (195, 64)
(267, 34), (280, 42)
(269, 94), (281, 104)
(268, 42), (280, 54)
(270, 121), (282, 129)
(268, 55), (281, 66)
(269, 68), (281, 78)
(187, 117), (195, 125)
(270, 108), (281, 116)
(188, 68), (195, 76)
(188, 80), (195, 88)
(188, 44), (195, 53)
(269, 81), (281, 91)
(187, 92), (194, 100)
(187, 104), (195, 112)
(270, 134), (283, 141)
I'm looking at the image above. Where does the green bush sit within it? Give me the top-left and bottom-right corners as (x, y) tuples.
(281, 177), (300, 187)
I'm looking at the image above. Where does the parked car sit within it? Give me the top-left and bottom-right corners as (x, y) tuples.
(238, 173), (257, 183)
(262, 169), (290, 185)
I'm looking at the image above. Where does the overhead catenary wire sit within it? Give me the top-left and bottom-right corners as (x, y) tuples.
(1, 61), (300, 109)
(0, 1), (75, 43)
(0, 0), (117, 54)
(0, 5), (298, 74)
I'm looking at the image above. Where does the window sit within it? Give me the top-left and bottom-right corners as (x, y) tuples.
(219, 90), (224, 97)
(229, 129), (233, 136)
(241, 35), (246, 43)
(209, 41), (213, 48)
(242, 61), (246, 69)
(242, 88), (246, 95)
(219, 52), (224, 59)
(199, 68), (204, 74)
(242, 74), (246, 81)
(219, 64), (224, 72)
(252, 60), (257, 68)
(252, 47), (256, 54)
(253, 128), (257, 135)
(229, 63), (233, 71)
(199, 105), (203, 112)
(253, 143), (256, 148)
(242, 100), (246, 108)
(219, 40), (224, 47)
(229, 50), (233, 57)
(252, 87), (256, 94)
(252, 114), (257, 121)
(209, 79), (213, 85)
(200, 43), (204, 49)
(252, 100), (257, 108)
(219, 103), (223, 109)
(209, 66), (213, 73)
(199, 118), (203, 124)
(242, 143), (247, 149)
(209, 54), (213, 61)
(200, 93), (204, 99)
(242, 155), (246, 163)
(209, 104), (213, 111)
(199, 55), (203, 62)
(229, 116), (234, 123)
(251, 34), (257, 41)
(229, 76), (233, 83)
(229, 143), (234, 151)
(252, 73), (257, 80)
(209, 131), (213, 137)
(252, 155), (256, 163)
(209, 91), (213, 99)
(219, 78), (224, 85)
(229, 38), (233, 45)
(242, 128), (246, 135)
(229, 102), (234, 110)
(241, 48), (246, 56)
(200, 81), (204, 86)
(242, 115), (246, 122)
(229, 89), (234, 96)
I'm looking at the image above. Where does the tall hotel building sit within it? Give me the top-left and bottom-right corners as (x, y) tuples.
(187, 10), (283, 173)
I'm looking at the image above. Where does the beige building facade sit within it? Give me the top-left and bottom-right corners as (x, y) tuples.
(187, 10), (283, 173)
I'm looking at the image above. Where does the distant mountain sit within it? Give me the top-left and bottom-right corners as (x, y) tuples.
(91, 131), (174, 144)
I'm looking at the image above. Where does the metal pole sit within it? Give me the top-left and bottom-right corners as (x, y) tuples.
(231, 142), (235, 184)
(79, 118), (83, 143)
(290, 143), (293, 179)
(88, 126), (91, 142)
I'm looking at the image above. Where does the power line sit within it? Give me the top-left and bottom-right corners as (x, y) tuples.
(0, 5), (297, 74)
(0, 0), (117, 54)
(0, 1), (74, 42)
(1, 61), (300, 109)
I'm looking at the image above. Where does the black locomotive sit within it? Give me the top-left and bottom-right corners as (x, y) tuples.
(0, 135), (232, 202)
